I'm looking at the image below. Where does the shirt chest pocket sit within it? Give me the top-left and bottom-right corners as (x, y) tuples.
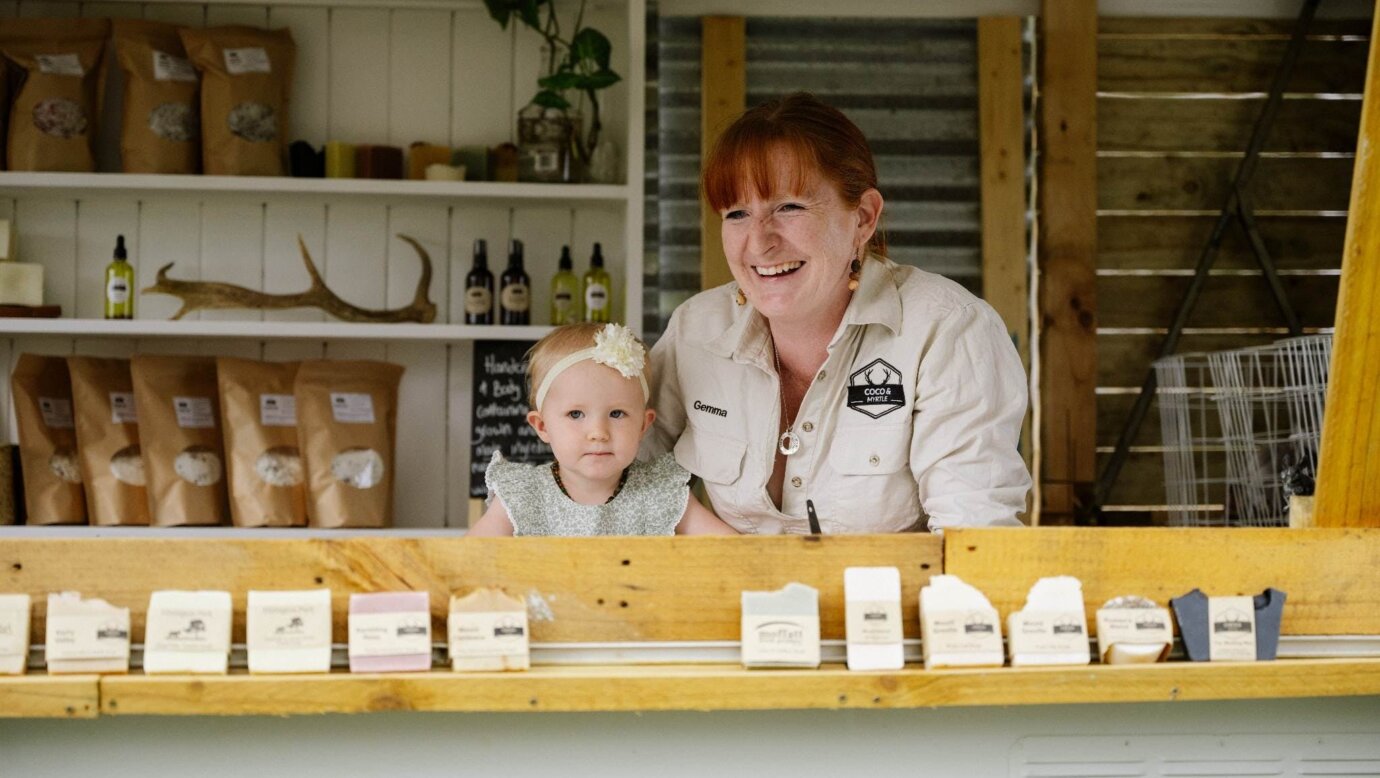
(673, 424), (748, 485)
(828, 426), (910, 475)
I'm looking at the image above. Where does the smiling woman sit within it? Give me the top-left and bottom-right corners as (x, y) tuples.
(640, 92), (1031, 534)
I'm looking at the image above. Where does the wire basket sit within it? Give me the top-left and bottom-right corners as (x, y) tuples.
(1153, 334), (1332, 526)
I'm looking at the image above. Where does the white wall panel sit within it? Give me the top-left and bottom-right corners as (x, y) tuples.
(328, 8), (390, 143)
(511, 206), (573, 325)
(16, 200), (78, 316)
(18, 1), (76, 18)
(386, 205), (448, 321)
(388, 9), (452, 149)
(205, 4), (268, 28)
(263, 201), (327, 322)
(199, 202), (266, 321)
(446, 340), (473, 527)
(75, 199), (139, 320)
(268, 6), (329, 146)
(261, 340), (325, 364)
(324, 202), (387, 311)
(387, 342), (448, 527)
(451, 8), (514, 146)
(137, 199), (201, 322)
(447, 205), (510, 323)
(142, 3), (205, 29)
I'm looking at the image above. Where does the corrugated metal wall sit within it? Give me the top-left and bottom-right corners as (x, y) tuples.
(645, 14), (984, 340)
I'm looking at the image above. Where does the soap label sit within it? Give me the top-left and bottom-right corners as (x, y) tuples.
(259, 394), (297, 427)
(1096, 607), (1172, 648)
(584, 283), (608, 312)
(845, 600), (903, 646)
(1008, 610), (1089, 656)
(532, 149), (559, 174)
(249, 601), (330, 651)
(0, 607), (27, 657)
(500, 284), (530, 313)
(145, 605), (230, 654)
(46, 612), (130, 661)
(464, 287), (492, 316)
(153, 50), (198, 82)
(1208, 596), (1257, 662)
(741, 614), (821, 666)
(110, 392), (138, 424)
(36, 53), (83, 76)
(173, 396), (215, 429)
(922, 609), (1003, 657)
(330, 393), (375, 424)
(107, 275), (130, 304)
(224, 47), (271, 75)
(448, 611), (528, 659)
(350, 611), (432, 658)
(38, 397), (74, 429)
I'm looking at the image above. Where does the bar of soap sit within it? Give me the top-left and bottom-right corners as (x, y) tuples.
(448, 588), (528, 672)
(143, 590), (233, 675)
(0, 263), (43, 306)
(844, 567), (904, 671)
(0, 594), (31, 675)
(0, 219), (17, 261)
(425, 164), (465, 181)
(247, 589), (332, 674)
(325, 141), (355, 178)
(355, 145), (404, 180)
(1007, 576), (1090, 667)
(1096, 595), (1172, 665)
(454, 146), (489, 181)
(349, 592), (432, 673)
(741, 582), (820, 668)
(919, 575), (1003, 670)
(408, 143), (452, 180)
(45, 592), (130, 675)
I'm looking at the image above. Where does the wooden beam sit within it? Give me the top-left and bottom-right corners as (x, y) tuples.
(700, 16), (746, 291)
(944, 528), (1380, 635)
(1036, 0), (1098, 523)
(0, 676), (99, 719)
(978, 16), (1032, 520)
(1315, 11), (1380, 528)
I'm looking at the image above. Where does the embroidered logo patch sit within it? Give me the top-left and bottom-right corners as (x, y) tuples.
(847, 358), (906, 419)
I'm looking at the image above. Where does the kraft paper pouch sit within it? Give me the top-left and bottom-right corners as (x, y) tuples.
(217, 357), (306, 528)
(180, 26), (295, 176)
(131, 355), (228, 526)
(67, 356), (149, 526)
(114, 19), (200, 174)
(0, 18), (110, 172)
(10, 353), (85, 524)
(295, 360), (404, 528)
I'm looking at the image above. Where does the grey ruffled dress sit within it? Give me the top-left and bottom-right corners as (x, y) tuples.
(484, 451), (691, 536)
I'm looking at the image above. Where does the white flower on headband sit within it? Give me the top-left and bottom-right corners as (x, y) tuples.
(590, 323), (645, 379)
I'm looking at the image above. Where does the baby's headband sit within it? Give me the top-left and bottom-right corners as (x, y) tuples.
(534, 323), (650, 411)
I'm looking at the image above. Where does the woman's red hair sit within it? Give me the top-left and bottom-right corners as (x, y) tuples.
(702, 92), (886, 257)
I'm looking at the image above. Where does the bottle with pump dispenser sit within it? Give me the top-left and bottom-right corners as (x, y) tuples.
(500, 239), (531, 325)
(464, 239), (494, 325)
(104, 235), (134, 320)
(550, 245), (581, 325)
(582, 242), (612, 323)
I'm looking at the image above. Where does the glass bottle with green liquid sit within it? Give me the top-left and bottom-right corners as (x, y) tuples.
(550, 245), (581, 325)
(104, 235), (134, 319)
(582, 242), (612, 323)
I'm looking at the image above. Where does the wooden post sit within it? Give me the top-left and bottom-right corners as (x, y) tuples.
(700, 16), (746, 291)
(1314, 11), (1380, 527)
(1036, 0), (1098, 523)
(979, 16), (1032, 520)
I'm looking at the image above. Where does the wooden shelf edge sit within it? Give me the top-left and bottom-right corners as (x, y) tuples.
(95, 658), (1380, 717)
(0, 319), (555, 343)
(0, 675), (101, 719)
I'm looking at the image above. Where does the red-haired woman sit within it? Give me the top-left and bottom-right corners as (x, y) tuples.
(640, 92), (1030, 534)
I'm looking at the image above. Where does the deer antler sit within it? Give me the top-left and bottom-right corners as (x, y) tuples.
(142, 234), (438, 323)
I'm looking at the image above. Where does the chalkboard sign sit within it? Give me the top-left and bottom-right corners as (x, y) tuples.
(470, 339), (550, 497)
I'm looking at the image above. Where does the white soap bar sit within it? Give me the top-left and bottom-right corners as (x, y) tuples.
(1095, 597), (1172, 665)
(448, 588), (529, 672)
(1007, 576), (1091, 667)
(844, 567), (904, 671)
(741, 582), (820, 668)
(919, 575), (1004, 669)
(45, 592), (131, 675)
(0, 594), (31, 675)
(0, 219), (16, 261)
(0, 262), (43, 306)
(143, 591), (233, 675)
(247, 589), (332, 674)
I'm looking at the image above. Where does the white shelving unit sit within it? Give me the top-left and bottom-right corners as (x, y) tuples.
(0, 0), (646, 530)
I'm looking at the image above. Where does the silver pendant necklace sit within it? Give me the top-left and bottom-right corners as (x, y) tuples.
(772, 339), (801, 456)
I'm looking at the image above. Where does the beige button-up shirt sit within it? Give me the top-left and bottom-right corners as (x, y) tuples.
(640, 257), (1030, 534)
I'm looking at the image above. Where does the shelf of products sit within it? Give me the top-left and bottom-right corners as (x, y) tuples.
(0, 318), (554, 342)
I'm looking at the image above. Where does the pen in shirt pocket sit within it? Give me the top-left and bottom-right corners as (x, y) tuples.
(806, 499), (822, 534)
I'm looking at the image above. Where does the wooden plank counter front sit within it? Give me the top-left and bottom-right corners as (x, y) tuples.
(0, 675), (99, 719)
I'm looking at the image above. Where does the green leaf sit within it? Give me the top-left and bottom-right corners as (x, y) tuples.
(571, 69), (620, 91)
(570, 28), (612, 70)
(518, 0), (542, 30)
(483, 0), (512, 28)
(538, 71), (582, 91)
(533, 90), (571, 110)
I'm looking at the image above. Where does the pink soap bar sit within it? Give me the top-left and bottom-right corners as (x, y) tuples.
(348, 592), (433, 673)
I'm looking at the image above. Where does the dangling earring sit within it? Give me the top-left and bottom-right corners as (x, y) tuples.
(735, 285), (747, 306)
(847, 254), (862, 292)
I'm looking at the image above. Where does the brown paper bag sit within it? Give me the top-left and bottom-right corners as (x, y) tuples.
(0, 18), (110, 172)
(114, 19), (199, 174)
(295, 360), (404, 528)
(10, 353), (85, 524)
(180, 26), (294, 176)
(66, 356), (150, 527)
(130, 354), (228, 527)
(217, 357), (306, 528)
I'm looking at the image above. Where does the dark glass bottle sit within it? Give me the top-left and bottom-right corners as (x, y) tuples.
(499, 239), (531, 325)
(463, 239), (494, 325)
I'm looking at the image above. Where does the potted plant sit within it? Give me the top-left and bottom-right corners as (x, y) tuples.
(485, 0), (622, 183)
